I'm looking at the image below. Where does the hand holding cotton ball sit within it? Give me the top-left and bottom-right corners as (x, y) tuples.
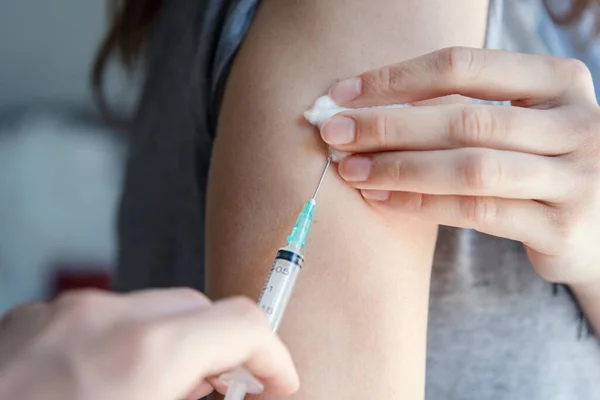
(304, 95), (409, 162)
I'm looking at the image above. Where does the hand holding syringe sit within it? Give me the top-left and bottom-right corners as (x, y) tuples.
(220, 157), (332, 400)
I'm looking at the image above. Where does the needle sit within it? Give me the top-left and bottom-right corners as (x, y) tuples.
(311, 157), (332, 200)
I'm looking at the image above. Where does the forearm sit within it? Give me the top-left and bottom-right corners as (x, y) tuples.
(206, 0), (488, 398)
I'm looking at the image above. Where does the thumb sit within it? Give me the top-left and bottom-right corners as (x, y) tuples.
(155, 297), (300, 398)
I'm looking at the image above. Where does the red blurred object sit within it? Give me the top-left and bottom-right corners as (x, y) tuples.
(52, 266), (112, 297)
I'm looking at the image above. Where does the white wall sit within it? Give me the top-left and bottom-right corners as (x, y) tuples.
(0, 0), (136, 110)
(0, 1), (130, 312)
(0, 115), (125, 314)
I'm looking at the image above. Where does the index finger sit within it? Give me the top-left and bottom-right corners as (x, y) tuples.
(329, 47), (595, 107)
(157, 297), (299, 398)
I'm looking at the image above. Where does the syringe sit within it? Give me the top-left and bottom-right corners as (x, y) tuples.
(220, 157), (332, 400)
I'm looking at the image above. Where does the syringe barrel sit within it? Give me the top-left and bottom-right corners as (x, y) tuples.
(258, 248), (303, 332)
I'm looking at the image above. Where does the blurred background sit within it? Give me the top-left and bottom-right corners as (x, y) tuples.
(1, 0), (599, 315)
(0, 1), (139, 314)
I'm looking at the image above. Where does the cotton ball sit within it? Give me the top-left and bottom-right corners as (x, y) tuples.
(304, 95), (350, 129)
(304, 95), (352, 162)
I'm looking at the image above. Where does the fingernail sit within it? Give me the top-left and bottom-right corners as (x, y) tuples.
(339, 156), (371, 182)
(329, 77), (362, 104)
(321, 116), (356, 145)
(361, 190), (390, 201)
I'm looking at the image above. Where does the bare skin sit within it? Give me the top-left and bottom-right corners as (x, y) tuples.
(206, 1), (488, 398)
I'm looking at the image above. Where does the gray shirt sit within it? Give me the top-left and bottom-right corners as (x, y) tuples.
(116, 1), (600, 398)
(428, 227), (600, 399)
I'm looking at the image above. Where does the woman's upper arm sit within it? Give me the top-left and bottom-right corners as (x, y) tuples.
(206, 1), (489, 398)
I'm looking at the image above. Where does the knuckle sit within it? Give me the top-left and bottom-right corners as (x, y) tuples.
(398, 192), (426, 214)
(55, 289), (106, 311)
(53, 290), (112, 327)
(560, 57), (593, 85)
(439, 47), (479, 86)
(459, 196), (497, 226)
(410, 193), (426, 214)
(364, 65), (395, 96)
(365, 63), (412, 97)
(383, 155), (410, 182)
(413, 193), (438, 216)
(385, 64), (408, 94)
(373, 112), (390, 147)
(450, 106), (494, 146)
(459, 151), (502, 190)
